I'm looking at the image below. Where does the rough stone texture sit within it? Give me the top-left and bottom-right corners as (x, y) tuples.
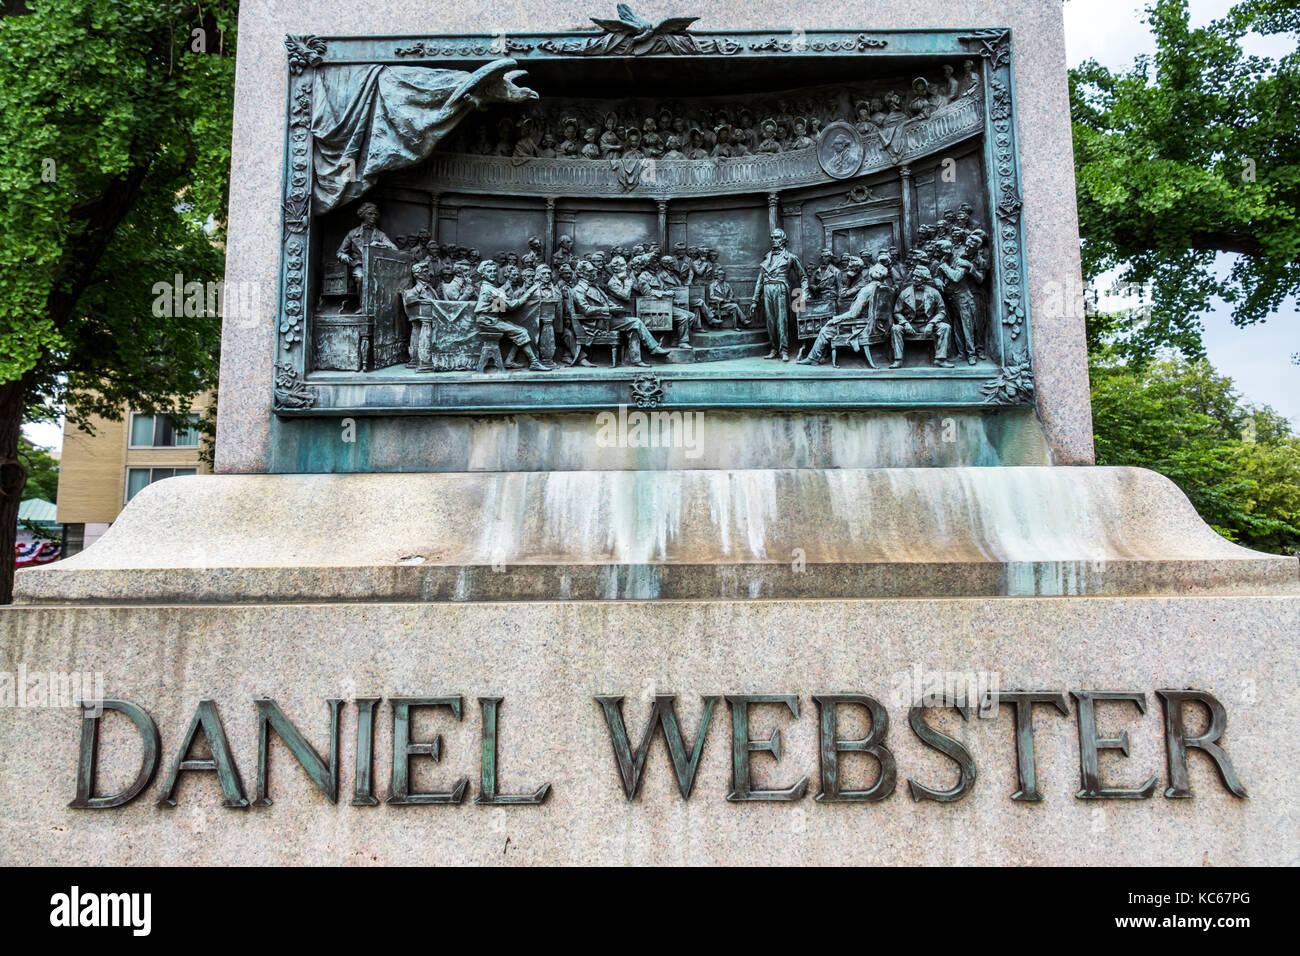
(0, 596), (1294, 865)
(15, 467), (1295, 604)
(217, 0), (1092, 473)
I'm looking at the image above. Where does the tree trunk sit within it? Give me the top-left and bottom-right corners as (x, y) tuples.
(0, 379), (29, 605)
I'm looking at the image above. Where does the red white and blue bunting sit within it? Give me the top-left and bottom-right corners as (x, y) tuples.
(15, 541), (62, 567)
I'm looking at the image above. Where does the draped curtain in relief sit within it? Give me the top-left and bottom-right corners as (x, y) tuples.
(311, 62), (516, 214)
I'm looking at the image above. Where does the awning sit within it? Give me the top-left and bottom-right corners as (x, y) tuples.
(18, 498), (58, 525)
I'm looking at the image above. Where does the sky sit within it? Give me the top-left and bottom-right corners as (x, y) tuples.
(20, 1), (1299, 450)
(1064, 0), (1299, 427)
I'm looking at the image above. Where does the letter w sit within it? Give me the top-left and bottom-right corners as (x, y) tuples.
(596, 695), (719, 800)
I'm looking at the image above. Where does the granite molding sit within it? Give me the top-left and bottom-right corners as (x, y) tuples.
(15, 466), (1297, 603)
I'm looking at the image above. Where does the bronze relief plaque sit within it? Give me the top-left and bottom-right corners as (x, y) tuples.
(274, 13), (1031, 415)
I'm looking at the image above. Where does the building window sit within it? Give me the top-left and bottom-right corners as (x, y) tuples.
(125, 467), (198, 503)
(129, 412), (200, 448)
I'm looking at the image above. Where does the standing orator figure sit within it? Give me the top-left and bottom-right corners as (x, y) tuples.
(751, 228), (809, 362)
(936, 239), (981, 365)
(335, 201), (396, 309)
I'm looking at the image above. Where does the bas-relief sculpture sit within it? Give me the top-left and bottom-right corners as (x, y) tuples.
(275, 10), (1033, 414)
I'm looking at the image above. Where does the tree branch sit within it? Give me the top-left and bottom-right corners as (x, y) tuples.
(1186, 231), (1265, 257)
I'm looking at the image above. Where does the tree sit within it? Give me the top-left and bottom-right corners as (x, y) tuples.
(17, 438), (60, 543)
(1071, 0), (1299, 358)
(0, 1), (235, 602)
(18, 438), (59, 503)
(1091, 352), (1300, 554)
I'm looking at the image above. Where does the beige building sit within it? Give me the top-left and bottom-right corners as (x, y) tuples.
(56, 395), (214, 554)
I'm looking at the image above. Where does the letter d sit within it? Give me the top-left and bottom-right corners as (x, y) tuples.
(69, 700), (160, 809)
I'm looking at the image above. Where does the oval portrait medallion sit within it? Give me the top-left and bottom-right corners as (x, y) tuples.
(816, 121), (865, 179)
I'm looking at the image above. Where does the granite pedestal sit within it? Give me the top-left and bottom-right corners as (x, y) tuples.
(1, 0), (1295, 867)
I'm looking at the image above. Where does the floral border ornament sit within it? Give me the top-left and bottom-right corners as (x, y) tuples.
(989, 78), (1011, 121)
(981, 351), (1033, 405)
(281, 195), (310, 234)
(959, 29), (1010, 69)
(280, 39), (322, 363)
(962, 28), (1032, 387)
(1003, 294), (1026, 340)
(630, 373), (666, 409)
(396, 38), (536, 57)
(840, 184), (874, 205)
(748, 33), (885, 53)
(285, 35), (327, 74)
(274, 363), (317, 409)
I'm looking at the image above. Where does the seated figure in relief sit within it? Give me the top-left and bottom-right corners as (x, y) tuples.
(890, 264), (953, 369)
(854, 101), (878, 136)
(787, 118), (814, 151)
(705, 268), (747, 328)
(568, 259), (668, 368)
(558, 117), (582, 157)
(808, 248), (843, 302)
(473, 260), (548, 371)
(599, 111), (623, 158)
(632, 254), (695, 349)
(441, 260), (477, 301)
(710, 124), (736, 158)
(641, 117), (665, 158)
(798, 264), (893, 366)
(684, 128), (709, 159)
(839, 256), (869, 299)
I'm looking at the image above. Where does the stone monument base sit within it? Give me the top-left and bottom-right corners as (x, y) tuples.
(1, 465), (1295, 864)
(0, 595), (1295, 865)
(12, 467), (1298, 604)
